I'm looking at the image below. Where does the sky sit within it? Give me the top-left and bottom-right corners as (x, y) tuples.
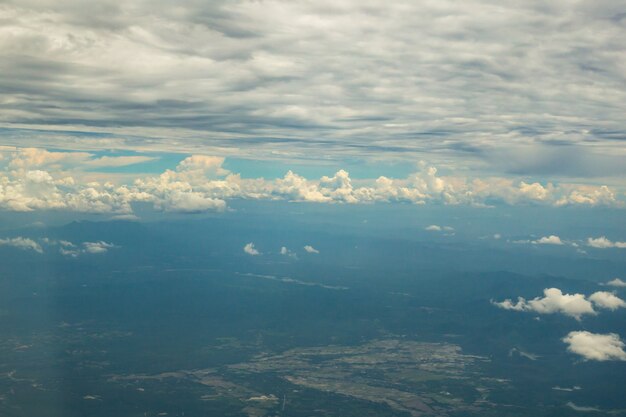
(1, 0), (626, 377)
(0, 0), (625, 213)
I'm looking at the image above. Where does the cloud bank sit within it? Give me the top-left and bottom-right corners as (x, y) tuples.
(0, 148), (621, 216)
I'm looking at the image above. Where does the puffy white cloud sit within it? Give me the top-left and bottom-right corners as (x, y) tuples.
(563, 331), (626, 361)
(587, 236), (626, 249)
(243, 242), (260, 256)
(606, 278), (626, 288)
(0, 149), (622, 215)
(533, 235), (563, 245)
(0, 237), (43, 253)
(303, 245), (319, 254)
(589, 291), (626, 311)
(493, 288), (596, 320)
(556, 186), (617, 208)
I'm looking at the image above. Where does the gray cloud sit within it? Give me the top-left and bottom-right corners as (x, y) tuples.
(0, 0), (625, 182)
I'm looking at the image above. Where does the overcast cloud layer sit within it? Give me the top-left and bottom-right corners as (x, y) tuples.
(1, 0), (625, 182)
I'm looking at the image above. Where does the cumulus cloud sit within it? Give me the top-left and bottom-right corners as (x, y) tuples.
(0, 149), (622, 216)
(493, 288), (596, 320)
(243, 242), (260, 256)
(533, 235), (564, 245)
(588, 291), (626, 311)
(0, 237), (43, 253)
(606, 278), (626, 288)
(494, 288), (626, 319)
(563, 331), (626, 361)
(303, 245), (319, 254)
(587, 236), (626, 249)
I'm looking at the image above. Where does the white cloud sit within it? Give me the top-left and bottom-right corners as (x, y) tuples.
(46, 239), (114, 257)
(563, 331), (626, 361)
(280, 246), (297, 258)
(606, 278), (626, 288)
(566, 402), (601, 412)
(533, 235), (564, 245)
(425, 224), (457, 233)
(82, 241), (115, 254)
(0, 149), (622, 216)
(588, 291), (626, 310)
(0, 237), (43, 253)
(587, 236), (626, 249)
(303, 245), (319, 254)
(493, 288), (596, 320)
(514, 235), (566, 245)
(552, 386), (581, 392)
(243, 242), (260, 256)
